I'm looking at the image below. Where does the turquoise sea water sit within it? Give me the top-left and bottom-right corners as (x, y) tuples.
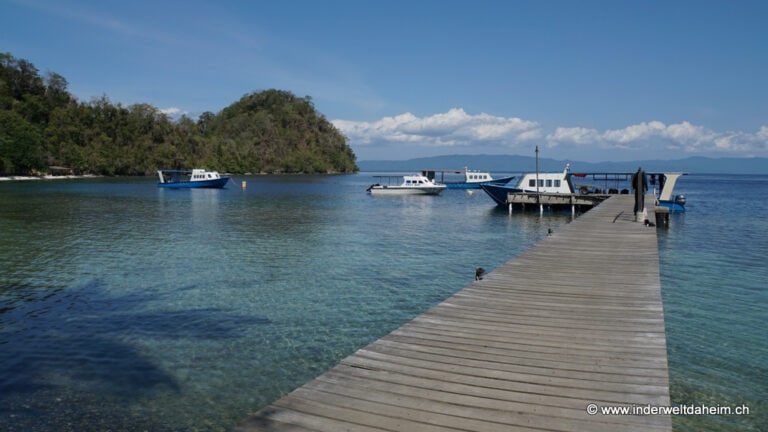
(0, 173), (765, 431)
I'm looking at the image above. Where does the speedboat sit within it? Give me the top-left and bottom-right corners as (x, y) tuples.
(650, 173), (687, 212)
(157, 169), (230, 188)
(367, 173), (447, 195)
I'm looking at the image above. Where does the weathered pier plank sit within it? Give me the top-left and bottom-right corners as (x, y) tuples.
(234, 195), (670, 432)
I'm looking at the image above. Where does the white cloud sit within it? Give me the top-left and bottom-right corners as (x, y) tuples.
(333, 108), (540, 148)
(160, 107), (183, 115)
(159, 107), (188, 119)
(334, 108), (768, 160)
(546, 127), (603, 147)
(602, 121), (666, 143)
(546, 121), (768, 156)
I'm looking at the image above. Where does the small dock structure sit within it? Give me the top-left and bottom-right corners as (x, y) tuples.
(234, 195), (671, 432)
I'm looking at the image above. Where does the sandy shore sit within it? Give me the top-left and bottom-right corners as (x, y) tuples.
(0, 174), (101, 181)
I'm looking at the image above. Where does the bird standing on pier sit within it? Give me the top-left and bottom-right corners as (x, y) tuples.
(475, 267), (486, 281)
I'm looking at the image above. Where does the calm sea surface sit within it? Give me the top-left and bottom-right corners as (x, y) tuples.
(0, 173), (765, 431)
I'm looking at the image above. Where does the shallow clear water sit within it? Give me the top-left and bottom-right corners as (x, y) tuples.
(1, 173), (765, 431)
(657, 174), (768, 432)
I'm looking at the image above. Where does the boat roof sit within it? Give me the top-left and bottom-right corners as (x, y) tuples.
(421, 169), (464, 174)
(373, 173), (431, 178)
(158, 169), (218, 174)
(570, 171), (687, 176)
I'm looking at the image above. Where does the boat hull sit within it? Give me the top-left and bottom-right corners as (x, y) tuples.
(657, 200), (685, 212)
(446, 182), (483, 189)
(368, 186), (445, 195)
(479, 183), (522, 205)
(157, 177), (230, 189)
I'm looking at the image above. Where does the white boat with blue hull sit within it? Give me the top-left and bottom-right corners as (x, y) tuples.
(480, 165), (687, 212)
(479, 166), (572, 206)
(157, 169), (230, 188)
(651, 173), (686, 212)
(421, 167), (515, 189)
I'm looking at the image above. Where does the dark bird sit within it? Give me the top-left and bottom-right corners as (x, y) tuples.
(475, 267), (486, 281)
(644, 219), (656, 227)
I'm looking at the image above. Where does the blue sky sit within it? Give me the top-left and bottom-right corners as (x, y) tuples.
(2, 0), (767, 162)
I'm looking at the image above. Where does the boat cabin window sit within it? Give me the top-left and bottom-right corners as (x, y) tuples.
(554, 180), (561, 187)
(546, 180), (553, 187)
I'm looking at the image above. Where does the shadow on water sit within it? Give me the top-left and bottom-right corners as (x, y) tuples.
(0, 279), (270, 431)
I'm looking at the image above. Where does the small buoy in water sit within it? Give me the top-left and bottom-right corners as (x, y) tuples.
(241, 180), (247, 189)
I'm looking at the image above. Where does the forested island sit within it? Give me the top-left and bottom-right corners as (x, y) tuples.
(0, 53), (358, 176)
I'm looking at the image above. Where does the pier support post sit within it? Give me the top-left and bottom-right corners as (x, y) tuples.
(655, 207), (670, 227)
(508, 203), (512, 215)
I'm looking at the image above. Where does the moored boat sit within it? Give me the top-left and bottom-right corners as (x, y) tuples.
(157, 169), (229, 188)
(367, 173), (446, 195)
(480, 164), (687, 212)
(421, 167), (515, 189)
(651, 173), (687, 212)
(479, 165), (572, 206)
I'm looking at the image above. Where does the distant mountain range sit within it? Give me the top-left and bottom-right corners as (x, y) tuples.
(357, 154), (768, 174)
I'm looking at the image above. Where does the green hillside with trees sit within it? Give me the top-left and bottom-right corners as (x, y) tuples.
(0, 53), (358, 176)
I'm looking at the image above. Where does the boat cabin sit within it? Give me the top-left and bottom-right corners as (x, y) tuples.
(190, 169), (222, 180)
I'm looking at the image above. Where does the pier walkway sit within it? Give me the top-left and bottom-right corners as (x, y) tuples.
(234, 195), (671, 432)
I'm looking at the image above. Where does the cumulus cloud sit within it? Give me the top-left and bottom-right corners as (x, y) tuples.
(160, 107), (183, 115)
(159, 107), (188, 119)
(547, 121), (768, 155)
(547, 127), (602, 146)
(601, 121), (666, 143)
(334, 108), (768, 159)
(332, 108), (540, 148)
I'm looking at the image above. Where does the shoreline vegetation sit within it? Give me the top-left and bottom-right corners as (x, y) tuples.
(1, 52), (358, 177)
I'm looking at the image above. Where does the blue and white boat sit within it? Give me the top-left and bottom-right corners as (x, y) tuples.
(479, 166), (572, 206)
(651, 173), (687, 212)
(421, 167), (515, 189)
(480, 165), (687, 212)
(157, 169), (230, 188)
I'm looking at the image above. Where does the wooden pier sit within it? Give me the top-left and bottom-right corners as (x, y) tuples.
(234, 195), (671, 432)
